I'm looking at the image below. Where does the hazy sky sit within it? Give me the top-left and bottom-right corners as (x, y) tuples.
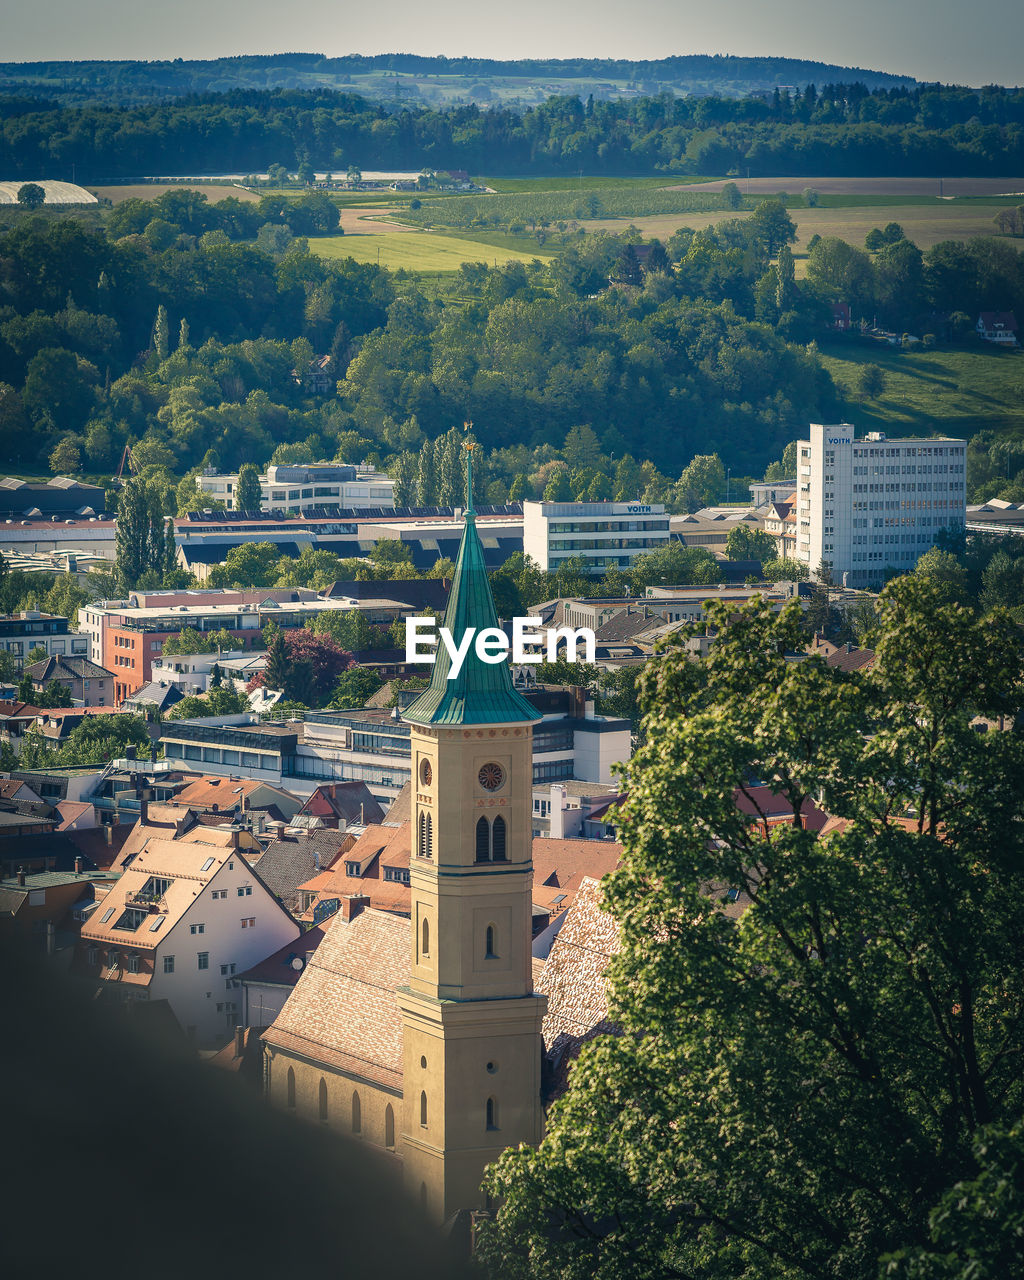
(1, 0), (1020, 87)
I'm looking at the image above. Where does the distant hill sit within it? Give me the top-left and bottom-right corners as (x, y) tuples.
(0, 52), (917, 109)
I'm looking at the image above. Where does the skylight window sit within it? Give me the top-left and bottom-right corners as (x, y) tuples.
(99, 907), (114, 923)
(200, 857), (215, 872)
(148, 916), (165, 932)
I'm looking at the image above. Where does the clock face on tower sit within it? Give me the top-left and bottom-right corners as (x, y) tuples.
(478, 762), (505, 792)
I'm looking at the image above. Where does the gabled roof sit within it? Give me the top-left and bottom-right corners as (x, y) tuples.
(236, 923), (328, 988)
(253, 829), (353, 908)
(404, 455), (539, 727)
(298, 782), (384, 827)
(262, 907), (409, 1091)
(25, 655), (111, 682)
(173, 776), (292, 812)
(124, 681), (186, 712)
(0, 700), (46, 719)
(531, 838), (622, 916)
(536, 876), (620, 1097)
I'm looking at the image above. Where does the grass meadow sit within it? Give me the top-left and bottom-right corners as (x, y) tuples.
(820, 341), (1024, 439)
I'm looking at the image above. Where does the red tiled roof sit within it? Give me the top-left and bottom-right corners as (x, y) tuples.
(733, 786), (829, 831)
(0, 701), (46, 718)
(262, 907), (409, 1091)
(174, 777), (279, 810)
(531, 839), (622, 916)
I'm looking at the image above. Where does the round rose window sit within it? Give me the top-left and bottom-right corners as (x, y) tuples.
(478, 763), (505, 792)
(420, 759), (432, 786)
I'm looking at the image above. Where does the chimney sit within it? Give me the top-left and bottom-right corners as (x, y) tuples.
(340, 894), (370, 923)
(46, 920), (55, 956)
(126, 744), (137, 761)
(234, 1026), (245, 1058)
(139, 787), (151, 827)
(17, 866), (26, 886)
(104, 824), (113, 846)
(74, 855), (84, 874)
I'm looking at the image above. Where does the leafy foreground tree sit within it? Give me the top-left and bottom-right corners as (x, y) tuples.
(480, 578), (1024, 1280)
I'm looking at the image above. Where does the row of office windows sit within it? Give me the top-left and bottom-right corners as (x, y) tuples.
(547, 519), (669, 533)
(549, 535), (668, 552)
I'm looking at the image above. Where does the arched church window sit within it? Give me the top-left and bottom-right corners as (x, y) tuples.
(485, 925), (497, 958)
(476, 816), (490, 862)
(486, 1096), (498, 1130)
(420, 1090), (428, 1128)
(318, 1078), (328, 1123)
(286, 1067), (295, 1109)
(351, 1091), (361, 1134)
(421, 917), (430, 958)
(418, 811), (433, 858)
(385, 1103), (395, 1150)
(492, 815), (507, 861)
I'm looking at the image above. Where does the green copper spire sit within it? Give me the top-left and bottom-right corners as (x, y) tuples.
(404, 443), (540, 727)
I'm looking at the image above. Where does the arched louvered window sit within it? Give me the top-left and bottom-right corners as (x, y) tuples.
(385, 1103), (395, 1150)
(426, 812), (432, 857)
(421, 917), (430, 958)
(476, 815), (490, 862)
(286, 1067), (296, 1109)
(492, 815), (507, 861)
(418, 811), (428, 858)
(485, 925), (497, 959)
(420, 1090), (428, 1127)
(318, 1078), (328, 1123)
(486, 1096), (498, 1130)
(351, 1091), (361, 1134)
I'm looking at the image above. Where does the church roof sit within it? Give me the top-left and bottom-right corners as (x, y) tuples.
(263, 907), (409, 1091)
(404, 450), (539, 728)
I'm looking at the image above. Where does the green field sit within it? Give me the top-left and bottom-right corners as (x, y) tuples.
(402, 185), (730, 229)
(311, 230), (553, 271)
(576, 201), (1023, 259)
(818, 341), (1024, 438)
(478, 174), (702, 194)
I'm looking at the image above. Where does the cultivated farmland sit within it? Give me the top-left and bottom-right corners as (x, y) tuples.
(311, 231), (552, 271)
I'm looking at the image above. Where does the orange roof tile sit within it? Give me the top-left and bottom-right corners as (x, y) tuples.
(262, 907), (409, 1091)
(531, 838), (622, 916)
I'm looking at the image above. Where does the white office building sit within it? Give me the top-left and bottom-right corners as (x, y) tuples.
(523, 500), (670, 574)
(796, 424), (967, 587)
(196, 463), (395, 514)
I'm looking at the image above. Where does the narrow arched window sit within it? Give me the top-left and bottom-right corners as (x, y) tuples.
(426, 812), (432, 857)
(318, 1077), (328, 1123)
(385, 1103), (395, 1150)
(486, 1096), (498, 1130)
(421, 917), (430, 958)
(418, 811), (427, 858)
(286, 1067), (296, 1109)
(485, 925), (497, 958)
(476, 816), (490, 862)
(492, 815), (507, 861)
(351, 1091), (361, 1134)
(420, 1090), (428, 1127)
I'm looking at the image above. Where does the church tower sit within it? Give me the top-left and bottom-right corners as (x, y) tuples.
(397, 444), (546, 1221)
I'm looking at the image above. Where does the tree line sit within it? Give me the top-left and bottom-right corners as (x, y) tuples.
(2, 82), (1024, 179)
